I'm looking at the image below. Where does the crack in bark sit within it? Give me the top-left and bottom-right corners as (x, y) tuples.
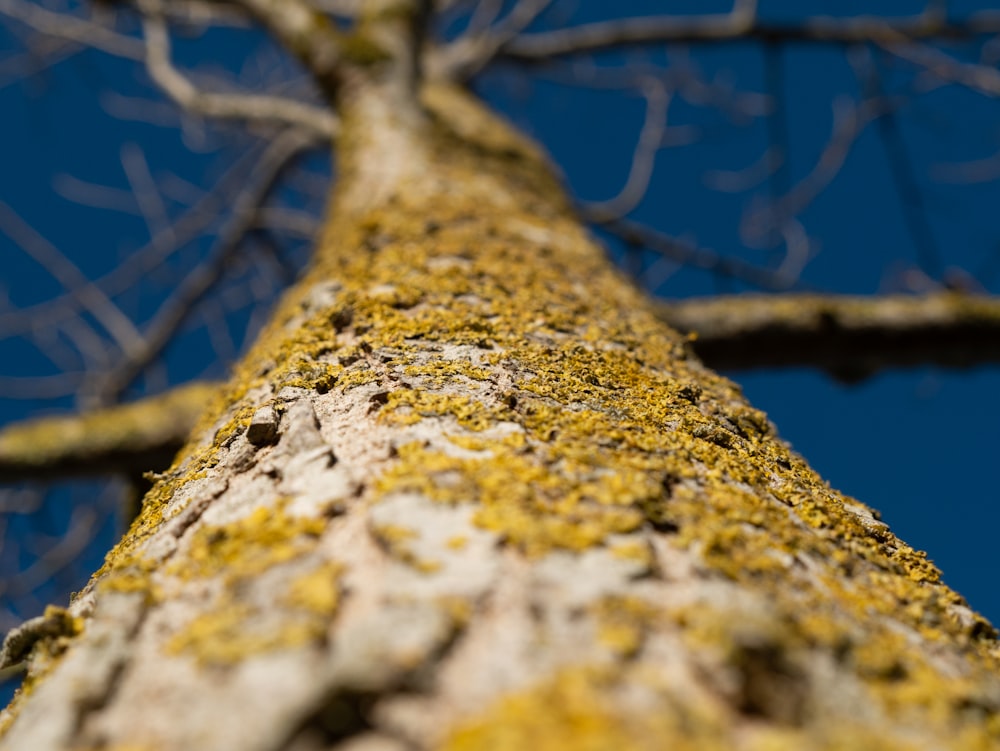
(164, 477), (230, 540)
(68, 615), (145, 743)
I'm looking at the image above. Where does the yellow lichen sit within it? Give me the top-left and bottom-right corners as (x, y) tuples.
(166, 557), (342, 666)
(167, 502), (325, 583)
(165, 605), (328, 667)
(609, 539), (654, 568)
(439, 667), (725, 751)
(591, 595), (660, 658)
(285, 562), (342, 615)
(163, 503), (339, 665)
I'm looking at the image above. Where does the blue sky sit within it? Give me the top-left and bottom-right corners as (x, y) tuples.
(1, 0), (998, 656)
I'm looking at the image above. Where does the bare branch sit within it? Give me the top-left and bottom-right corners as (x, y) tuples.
(223, 0), (344, 89)
(0, 143), (274, 343)
(254, 207), (322, 238)
(881, 34), (1000, 98)
(161, 0), (252, 28)
(432, 0), (555, 79)
(96, 126), (322, 403)
(535, 54), (767, 124)
(121, 143), (173, 239)
(0, 36), (83, 92)
(303, 0), (360, 16)
(4, 505), (101, 597)
(0, 202), (146, 359)
(580, 80), (673, 222)
(464, 0), (504, 38)
(851, 47), (943, 278)
(0, 381), (216, 482)
(660, 292), (1000, 381)
(740, 94), (892, 248)
(0, 0), (144, 60)
(499, 7), (1000, 62)
(933, 147), (1000, 183)
(587, 213), (800, 292)
(704, 147), (781, 193)
(53, 174), (142, 216)
(0, 372), (86, 401)
(138, 3), (338, 136)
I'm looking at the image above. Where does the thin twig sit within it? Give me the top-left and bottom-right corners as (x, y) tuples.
(587, 212), (802, 292)
(580, 79), (672, 222)
(499, 7), (1000, 62)
(881, 33), (1000, 98)
(0, 0), (144, 60)
(138, 3), (338, 137)
(433, 0), (554, 79)
(0, 202), (146, 359)
(0, 143), (273, 341)
(96, 127), (322, 403)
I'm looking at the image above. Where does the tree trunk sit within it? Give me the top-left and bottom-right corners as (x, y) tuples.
(2, 81), (999, 751)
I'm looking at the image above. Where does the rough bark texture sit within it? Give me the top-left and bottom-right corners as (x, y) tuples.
(6, 290), (1000, 485)
(3, 82), (1000, 751)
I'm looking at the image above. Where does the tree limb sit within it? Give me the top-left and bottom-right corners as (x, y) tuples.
(660, 292), (1000, 381)
(0, 381), (216, 482)
(431, 0), (554, 80)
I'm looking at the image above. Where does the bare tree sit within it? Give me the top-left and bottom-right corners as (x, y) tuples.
(2, 1), (1000, 749)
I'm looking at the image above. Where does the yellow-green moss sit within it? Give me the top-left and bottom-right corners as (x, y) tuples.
(167, 560), (342, 667)
(167, 502), (325, 583)
(439, 666), (727, 751)
(163, 503), (339, 666)
(591, 596), (661, 658)
(438, 661), (983, 751)
(609, 539), (655, 568)
(383, 391), (506, 430)
(98, 552), (161, 601)
(165, 604), (328, 667)
(285, 561), (342, 615)
(376, 443), (649, 555)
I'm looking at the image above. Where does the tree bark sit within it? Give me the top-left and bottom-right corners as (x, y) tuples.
(2, 81), (1000, 751)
